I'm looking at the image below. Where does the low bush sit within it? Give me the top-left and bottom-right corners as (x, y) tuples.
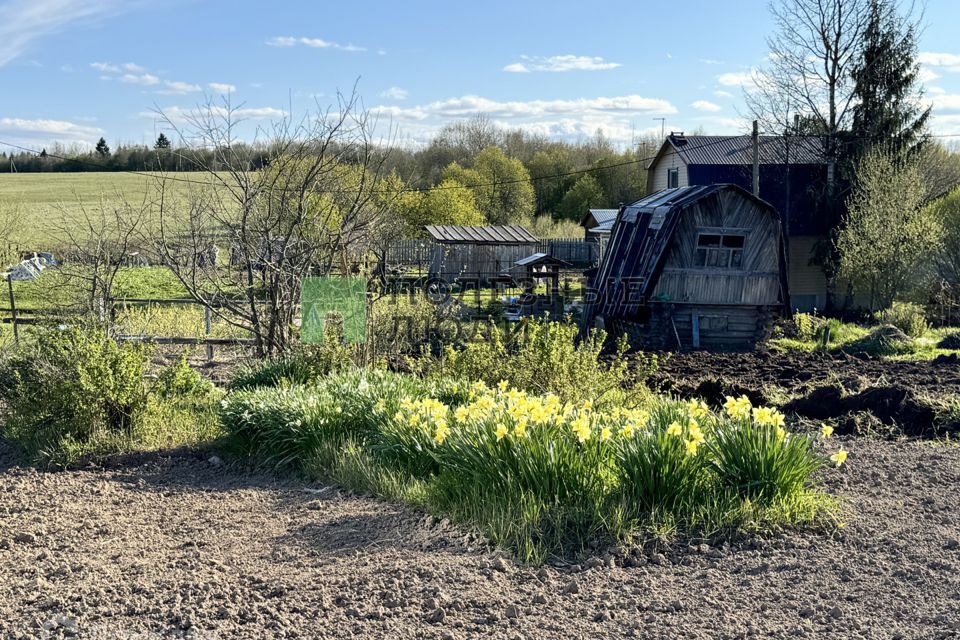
(220, 372), (840, 563)
(876, 302), (929, 338)
(228, 338), (354, 391)
(0, 328), (150, 464)
(423, 317), (656, 407)
(0, 328), (220, 465)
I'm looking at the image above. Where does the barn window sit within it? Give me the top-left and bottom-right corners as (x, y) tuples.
(667, 168), (679, 189)
(694, 232), (746, 269)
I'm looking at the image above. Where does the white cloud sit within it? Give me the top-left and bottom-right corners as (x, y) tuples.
(691, 100), (722, 112)
(0, 116), (102, 147)
(699, 59), (724, 66)
(122, 62), (144, 72)
(714, 90), (733, 98)
(157, 80), (202, 95)
(120, 72), (160, 86)
(90, 61), (119, 73)
(918, 67), (940, 83)
(380, 86), (408, 100)
(717, 71), (754, 87)
(372, 93), (676, 145)
(502, 54), (621, 73)
(931, 94), (960, 111)
(266, 36), (366, 52)
(929, 86), (946, 95)
(209, 82), (236, 93)
(918, 52), (960, 72)
(145, 105), (287, 123)
(0, 0), (128, 67)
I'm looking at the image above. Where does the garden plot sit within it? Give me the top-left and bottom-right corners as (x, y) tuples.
(0, 438), (957, 639)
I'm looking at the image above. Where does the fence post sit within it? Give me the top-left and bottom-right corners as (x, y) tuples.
(7, 275), (18, 344)
(205, 305), (214, 361)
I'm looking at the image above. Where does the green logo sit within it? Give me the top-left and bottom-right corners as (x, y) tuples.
(301, 277), (367, 344)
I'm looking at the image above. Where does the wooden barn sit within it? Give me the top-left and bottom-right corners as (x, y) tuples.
(581, 184), (789, 350)
(425, 224), (538, 284)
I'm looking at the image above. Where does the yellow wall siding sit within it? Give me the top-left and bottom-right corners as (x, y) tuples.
(649, 149), (689, 192)
(787, 235), (827, 311)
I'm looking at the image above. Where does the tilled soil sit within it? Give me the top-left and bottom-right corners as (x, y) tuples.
(1, 440), (959, 640)
(650, 350), (960, 436)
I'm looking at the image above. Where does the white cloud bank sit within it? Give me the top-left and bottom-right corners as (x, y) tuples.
(372, 93), (676, 145)
(691, 100), (722, 112)
(266, 36), (366, 53)
(0, 116), (102, 148)
(503, 55), (621, 73)
(380, 86), (408, 100)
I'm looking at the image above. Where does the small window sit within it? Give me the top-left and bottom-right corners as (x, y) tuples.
(667, 168), (679, 189)
(694, 232), (746, 270)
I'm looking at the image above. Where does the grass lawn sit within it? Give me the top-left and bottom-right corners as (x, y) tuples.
(770, 317), (960, 360)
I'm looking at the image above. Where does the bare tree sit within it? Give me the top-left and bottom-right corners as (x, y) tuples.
(747, 0), (871, 166)
(154, 92), (399, 356)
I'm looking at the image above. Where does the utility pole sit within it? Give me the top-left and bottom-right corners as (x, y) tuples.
(751, 120), (760, 197)
(653, 118), (666, 139)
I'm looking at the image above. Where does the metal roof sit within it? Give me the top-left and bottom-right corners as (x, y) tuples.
(579, 208), (618, 228)
(425, 224), (538, 244)
(664, 135), (827, 166)
(588, 219), (616, 235)
(513, 252), (572, 268)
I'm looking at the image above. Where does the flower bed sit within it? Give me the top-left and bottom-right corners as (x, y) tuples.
(220, 371), (844, 562)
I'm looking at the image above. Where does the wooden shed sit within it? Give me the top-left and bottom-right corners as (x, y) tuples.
(581, 184), (789, 350)
(425, 224), (538, 285)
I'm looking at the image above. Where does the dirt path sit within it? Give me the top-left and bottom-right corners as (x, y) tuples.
(1, 440), (958, 640)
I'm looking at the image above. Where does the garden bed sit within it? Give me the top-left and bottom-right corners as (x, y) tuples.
(0, 438), (957, 639)
(650, 349), (960, 437)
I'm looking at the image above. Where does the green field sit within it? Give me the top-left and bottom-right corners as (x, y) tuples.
(0, 172), (202, 246)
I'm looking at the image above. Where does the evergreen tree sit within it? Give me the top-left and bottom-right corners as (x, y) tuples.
(95, 137), (111, 157)
(39, 149), (47, 158)
(848, 0), (930, 162)
(154, 133), (171, 150)
(558, 174), (604, 221)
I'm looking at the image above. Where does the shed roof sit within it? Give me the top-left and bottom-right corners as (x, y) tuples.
(579, 208), (619, 228)
(425, 224), (537, 244)
(650, 135), (827, 169)
(513, 252), (572, 268)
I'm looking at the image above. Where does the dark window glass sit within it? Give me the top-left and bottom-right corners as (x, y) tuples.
(694, 249), (707, 267)
(731, 251), (743, 268)
(722, 235), (745, 248)
(697, 234), (721, 248)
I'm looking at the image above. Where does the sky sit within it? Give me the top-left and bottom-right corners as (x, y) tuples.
(2, 0), (960, 153)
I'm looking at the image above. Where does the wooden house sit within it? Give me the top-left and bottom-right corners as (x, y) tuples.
(425, 224), (538, 285)
(646, 134), (829, 312)
(582, 184), (789, 350)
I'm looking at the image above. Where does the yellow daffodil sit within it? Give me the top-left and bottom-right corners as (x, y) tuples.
(495, 424), (509, 441)
(724, 395), (752, 420)
(600, 426), (613, 441)
(775, 426), (786, 441)
(497, 380), (509, 392)
(689, 424), (705, 444)
(454, 406), (470, 422)
(685, 439), (700, 456)
(374, 400), (386, 413)
(621, 422), (635, 438)
(686, 399), (710, 419)
(821, 424), (834, 438)
(770, 411), (786, 428)
(582, 399), (594, 412)
(830, 448), (848, 467)
(433, 421), (449, 444)
(514, 417), (529, 438)
(393, 411), (404, 422)
(571, 415), (592, 443)
(667, 421), (683, 437)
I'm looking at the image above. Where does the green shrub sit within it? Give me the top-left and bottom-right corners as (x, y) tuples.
(229, 339), (354, 391)
(793, 312), (826, 343)
(155, 354), (215, 400)
(876, 302), (929, 338)
(0, 328), (151, 465)
(425, 317), (655, 407)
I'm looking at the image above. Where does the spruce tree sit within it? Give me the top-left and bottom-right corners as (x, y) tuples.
(154, 133), (171, 150)
(95, 137), (111, 157)
(849, 0), (930, 162)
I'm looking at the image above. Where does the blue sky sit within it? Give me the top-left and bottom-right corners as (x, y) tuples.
(2, 0), (960, 152)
